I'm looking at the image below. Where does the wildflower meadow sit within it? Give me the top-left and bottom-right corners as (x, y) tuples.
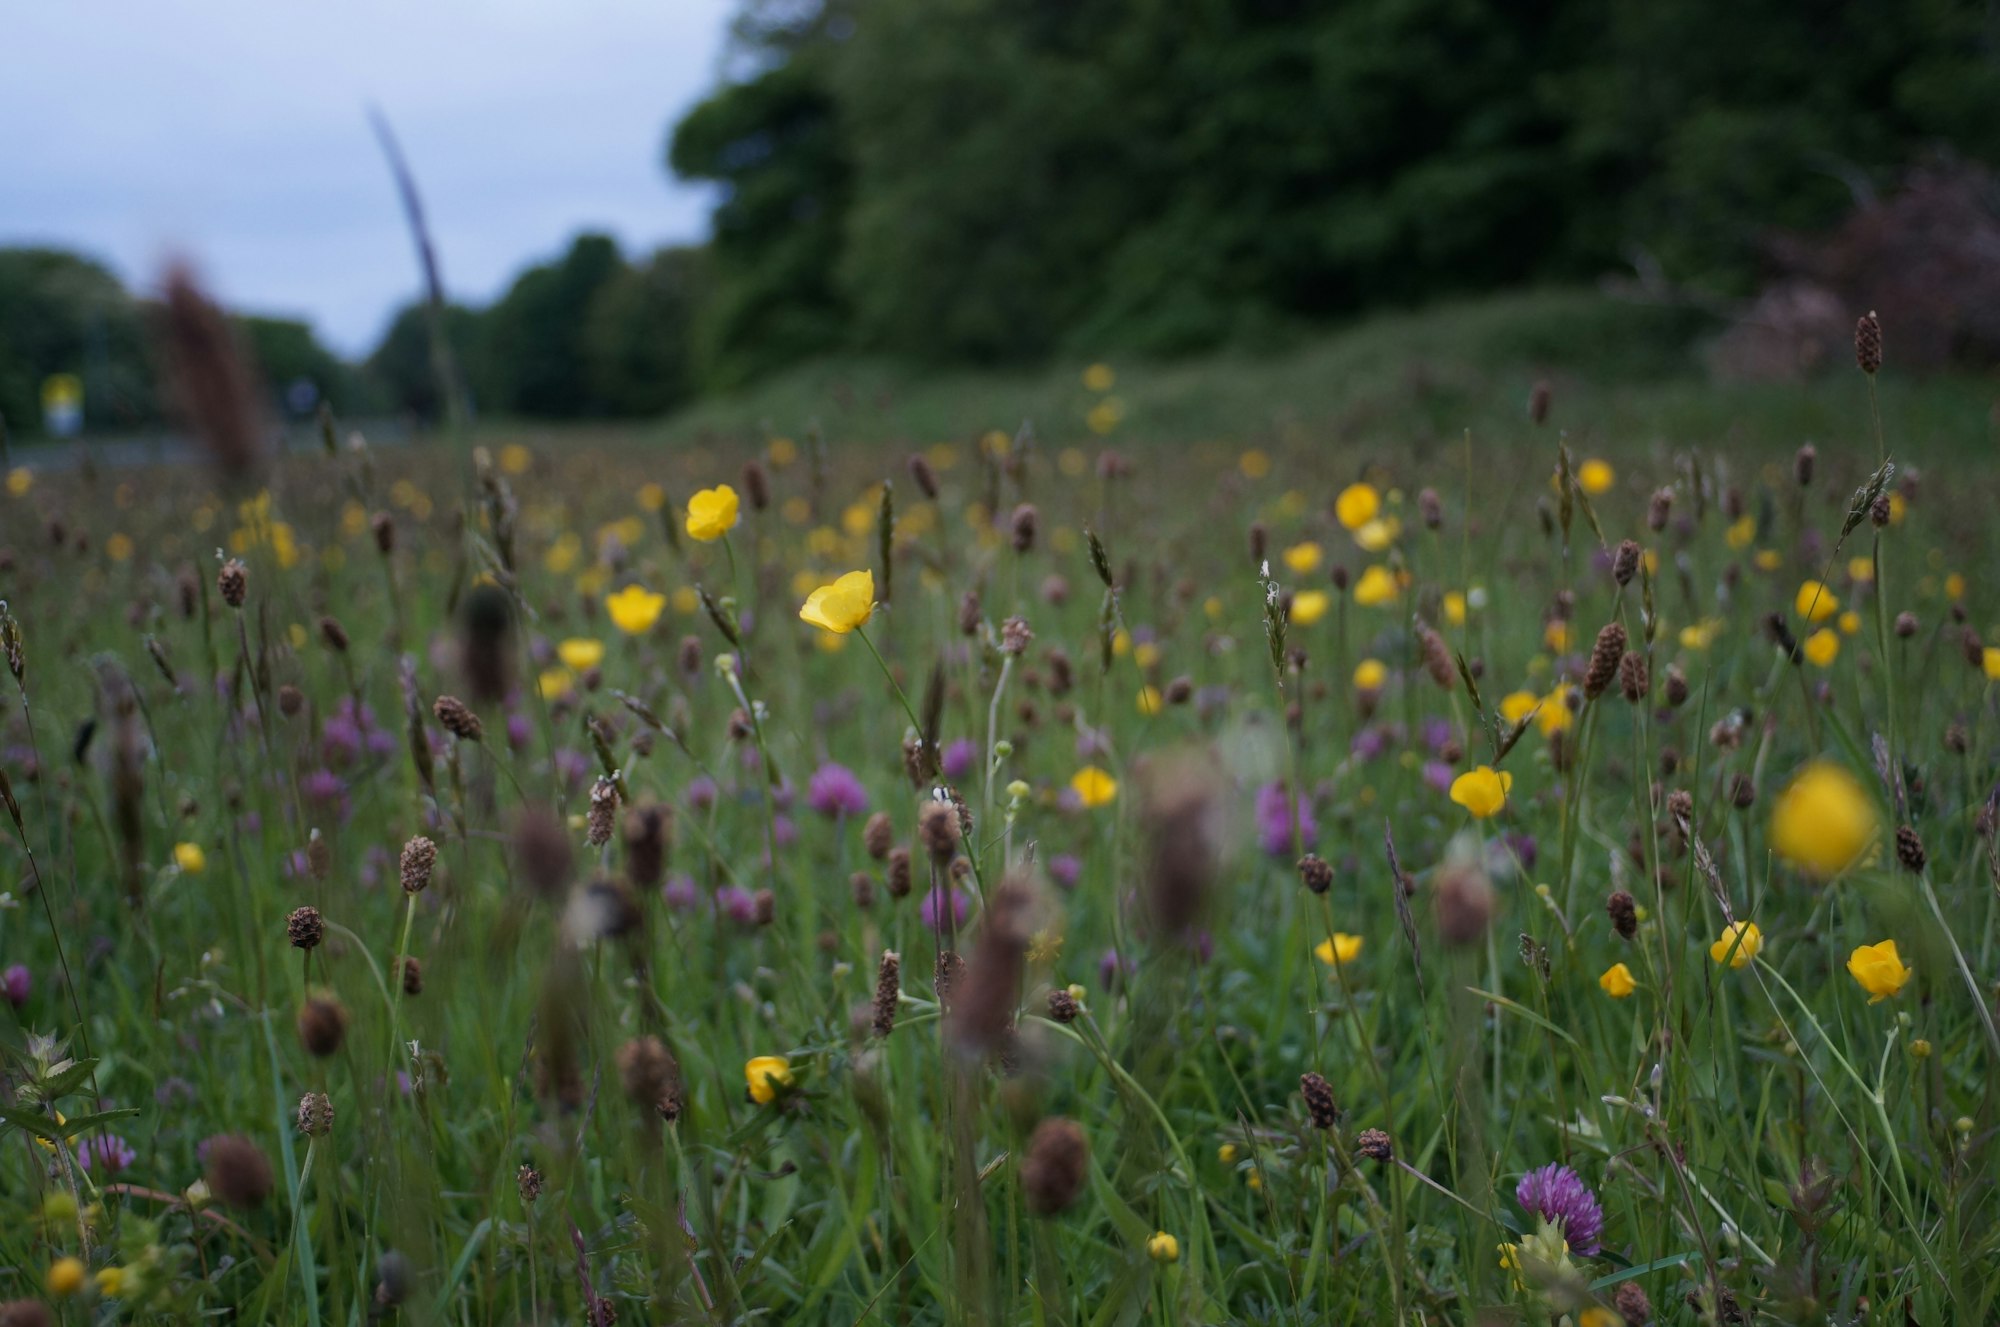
(4, 312), (1999, 1326)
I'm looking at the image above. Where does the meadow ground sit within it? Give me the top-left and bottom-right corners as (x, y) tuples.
(2, 292), (1999, 1325)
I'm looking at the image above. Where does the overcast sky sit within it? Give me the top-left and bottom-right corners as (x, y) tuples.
(1, 1), (735, 354)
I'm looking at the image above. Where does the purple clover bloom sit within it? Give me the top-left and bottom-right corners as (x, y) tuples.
(807, 763), (870, 818)
(1255, 782), (1315, 856)
(942, 738), (977, 781)
(1422, 760), (1455, 794)
(1047, 853), (1082, 890)
(79, 1134), (137, 1174)
(717, 886), (758, 927)
(685, 776), (718, 812)
(1097, 948), (1135, 990)
(1515, 1163), (1604, 1255)
(920, 886), (970, 933)
(506, 712), (533, 750)
(3, 964), (29, 1008)
(661, 874), (701, 912)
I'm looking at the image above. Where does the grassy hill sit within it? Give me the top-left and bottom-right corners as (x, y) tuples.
(651, 287), (1997, 464)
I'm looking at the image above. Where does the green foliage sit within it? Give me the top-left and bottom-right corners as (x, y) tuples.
(476, 232), (626, 419)
(365, 300), (485, 423)
(0, 248), (156, 435)
(581, 246), (710, 417)
(668, 0), (2000, 368)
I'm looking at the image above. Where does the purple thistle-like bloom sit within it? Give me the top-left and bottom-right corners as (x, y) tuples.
(1097, 948), (1135, 990)
(807, 763), (870, 818)
(685, 776), (718, 812)
(920, 885), (970, 933)
(941, 738), (977, 781)
(3, 963), (29, 1008)
(1421, 760), (1455, 794)
(79, 1134), (137, 1174)
(1047, 853), (1082, 890)
(1515, 1163), (1604, 1255)
(661, 874), (701, 912)
(1255, 782), (1316, 856)
(717, 886), (759, 927)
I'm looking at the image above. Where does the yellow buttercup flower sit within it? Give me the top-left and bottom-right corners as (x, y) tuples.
(1768, 760), (1879, 878)
(537, 668), (575, 700)
(1133, 641), (1162, 669)
(1282, 541), (1322, 574)
(768, 436), (799, 467)
(745, 1055), (793, 1105)
(1351, 516), (1399, 552)
(638, 482), (667, 512)
(1352, 565), (1398, 606)
(1334, 482), (1380, 530)
(1598, 963), (1636, 999)
(1442, 590), (1467, 626)
(1217, 1142), (1239, 1163)
(1725, 515), (1755, 550)
(1795, 580), (1839, 623)
(1709, 920), (1764, 969)
(1290, 589), (1330, 626)
(1575, 458), (1613, 495)
(173, 842), (207, 874)
(1237, 447), (1269, 478)
(96, 1266), (126, 1297)
(685, 485), (740, 542)
(1536, 689), (1575, 738)
(1499, 690), (1538, 724)
(1353, 658), (1388, 691)
(1146, 1230), (1180, 1263)
(1847, 939), (1911, 1002)
(5, 467), (31, 498)
(498, 442), (532, 475)
(1450, 765), (1512, 818)
(1678, 618), (1723, 650)
(1983, 647), (2000, 681)
(1083, 363), (1116, 393)
(558, 638), (605, 672)
(1543, 620), (1572, 653)
(1803, 628), (1839, 667)
(1316, 933), (1363, 965)
(605, 585), (666, 636)
(1136, 685), (1164, 716)
(798, 569), (876, 634)
(1837, 610), (1861, 635)
(1847, 555), (1874, 583)
(1070, 766), (1118, 808)
(48, 1255), (86, 1296)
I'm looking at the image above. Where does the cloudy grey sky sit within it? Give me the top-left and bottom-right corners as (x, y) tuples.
(1, 0), (735, 354)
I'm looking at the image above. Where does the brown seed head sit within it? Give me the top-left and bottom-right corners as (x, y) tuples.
(1584, 622), (1627, 699)
(1355, 1127), (1393, 1162)
(433, 695), (482, 742)
(1298, 853), (1334, 894)
(1417, 487), (1443, 529)
(1047, 986), (1080, 1023)
(400, 835), (437, 894)
(1010, 503), (1038, 553)
(885, 845), (913, 898)
(318, 615), (349, 652)
(1664, 664), (1689, 707)
(516, 1163), (543, 1202)
(907, 452), (940, 499)
(1612, 1280), (1652, 1325)
(1021, 1117), (1089, 1216)
(872, 950), (901, 1037)
(157, 263), (267, 486)
(1895, 824), (1926, 874)
(514, 805), (573, 899)
(1894, 611), (1917, 638)
(297, 1091), (334, 1136)
(918, 800), (960, 861)
(586, 777), (619, 848)
(1528, 378), (1552, 425)
(1619, 651), (1649, 702)
(740, 458), (770, 510)
(622, 801), (671, 888)
(1794, 444), (1817, 487)
(1300, 1071), (1340, 1129)
(286, 905), (324, 950)
(277, 684), (304, 717)
(217, 558), (248, 609)
(861, 811), (894, 861)
(1647, 486), (1673, 532)
(297, 995), (348, 1057)
(616, 1035), (680, 1115)
(1612, 539), (1641, 587)
(0, 1299), (54, 1327)
(1432, 860), (1495, 946)
(398, 955), (424, 995)
(1855, 310), (1882, 375)
(1417, 624), (1454, 691)
(371, 511), (395, 554)
(204, 1134), (275, 1209)
(1606, 890), (1638, 940)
